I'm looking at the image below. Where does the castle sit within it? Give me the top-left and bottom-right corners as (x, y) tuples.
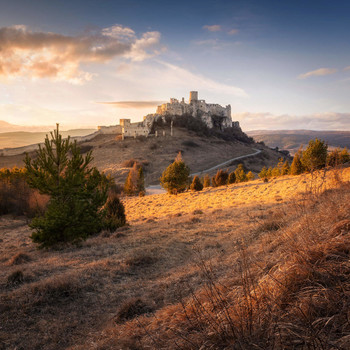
(98, 91), (239, 137)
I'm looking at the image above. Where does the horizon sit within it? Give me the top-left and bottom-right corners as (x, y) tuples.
(0, 0), (350, 131)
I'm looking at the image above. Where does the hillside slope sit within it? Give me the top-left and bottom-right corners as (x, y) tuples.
(1, 167), (350, 349)
(0, 127), (286, 186)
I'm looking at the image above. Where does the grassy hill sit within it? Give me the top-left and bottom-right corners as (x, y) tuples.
(1, 167), (350, 349)
(247, 130), (350, 155)
(0, 127), (287, 186)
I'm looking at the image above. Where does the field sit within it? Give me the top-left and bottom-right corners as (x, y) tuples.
(1, 166), (350, 349)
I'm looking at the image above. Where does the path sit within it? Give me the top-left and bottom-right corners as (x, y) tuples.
(146, 148), (262, 195)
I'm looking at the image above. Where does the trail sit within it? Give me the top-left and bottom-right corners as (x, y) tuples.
(146, 148), (262, 195)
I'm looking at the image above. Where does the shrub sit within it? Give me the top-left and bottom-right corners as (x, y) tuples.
(247, 171), (255, 181)
(160, 152), (190, 194)
(281, 160), (290, 175)
(214, 169), (229, 187)
(122, 158), (139, 168)
(228, 172), (236, 184)
(124, 164), (144, 196)
(103, 194), (126, 232)
(327, 147), (350, 167)
(24, 124), (110, 248)
(115, 298), (154, 323)
(290, 150), (304, 175)
(211, 175), (217, 187)
(203, 174), (211, 187)
(301, 138), (328, 172)
(234, 164), (247, 183)
(259, 166), (268, 179)
(190, 175), (203, 191)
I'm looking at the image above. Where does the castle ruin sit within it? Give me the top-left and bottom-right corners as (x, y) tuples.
(98, 91), (239, 137)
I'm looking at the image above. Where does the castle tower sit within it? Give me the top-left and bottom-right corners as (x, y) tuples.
(189, 91), (198, 104)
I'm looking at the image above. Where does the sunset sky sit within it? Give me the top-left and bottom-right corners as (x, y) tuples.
(0, 0), (350, 130)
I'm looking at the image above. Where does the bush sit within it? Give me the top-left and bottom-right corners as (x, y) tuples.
(203, 174), (211, 187)
(247, 171), (255, 181)
(259, 166), (268, 180)
(124, 165), (145, 196)
(301, 138), (328, 172)
(103, 194), (126, 232)
(290, 150), (304, 175)
(24, 124), (110, 248)
(160, 152), (190, 194)
(228, 172), (236, 184)
(327, 147), (350, 167)
(190, 175), (203, 191)
(234, 164), (247, 183)
(214, 169), (229, 187)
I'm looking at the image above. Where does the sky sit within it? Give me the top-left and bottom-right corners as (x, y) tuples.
(0, 0), (349, 131)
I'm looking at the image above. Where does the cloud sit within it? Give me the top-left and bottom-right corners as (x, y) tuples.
(98, 101), (165, 108)
(228, 29), (239, 35)
(233, 112), (350, 131)
(203, 25), (221, 32)
(0, 24), (162, 84)
(298, 68), (337, 79)
(344, 66), (350, 71)
(156, 60), (247, 97)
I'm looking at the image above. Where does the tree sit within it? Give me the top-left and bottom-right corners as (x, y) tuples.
(228, 172), (236, 184)
(247, 171), (255, 181)
(190, 175), (203, 191)
(301, 138), (328, 172)
(203, 174), (211, 187)
(24, 124), (110, 247)
(259, 166), (268, 179)
(281, 161), (290, 175)
(124, 163), (144, 196)
(290, 150), (304, 175)
(160, 152), (190, 194)
(103, 194), (126, 232)
(234, 164), (247, 183)
(136, 166), (145, 193)
(214, 169), (229, 187)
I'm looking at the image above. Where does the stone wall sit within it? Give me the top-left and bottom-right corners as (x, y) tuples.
(98, 125), (122, 134)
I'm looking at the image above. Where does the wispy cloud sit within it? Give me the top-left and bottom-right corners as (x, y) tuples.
(344, 66), (350, 71)
(0, 24), (163, 84)
(203, 25), (221, 32)
(233, 112), (350, 130)
(298, 68), (337, 79)
(98, 101), (165, 108)
(228, 29), (239, 35)
(156, 60), (247, 97)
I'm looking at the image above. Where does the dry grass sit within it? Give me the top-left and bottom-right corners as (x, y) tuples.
(1, 167), (350, 349)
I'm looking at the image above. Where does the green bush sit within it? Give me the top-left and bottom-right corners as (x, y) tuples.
(190, 175), (203, 191)
(103, 194), (126, 232)
(24, 124), (109, 248)
(228, 172), (236, 184)
(301, 138), (328, 172)
(214, 169), (229, 187)
(160, 152), (190, 194)
(234, 164), (247, 183)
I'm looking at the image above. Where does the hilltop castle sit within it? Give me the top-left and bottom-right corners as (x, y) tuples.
(98, 91), (239, 137)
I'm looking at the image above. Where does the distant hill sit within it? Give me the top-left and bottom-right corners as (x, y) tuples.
(0, 129), (96, 149)
(247, 130), (350, 154)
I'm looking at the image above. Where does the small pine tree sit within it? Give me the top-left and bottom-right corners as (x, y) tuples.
(266, 167), (273, 178)
(211, 175), (217, 187)
(290, 151), (304, 175)
(203, 174), (211, 187)
(190, 175), (203, 191)
(271, 166), (280, 177)
(136, 166), (145, 193)
(259, 166), (268, 179)
(234, 164), (247, 183)
(281, 161), (290, 175)
(228, 172), (236, 184)
(340, 148), (350, 164)
(103, 194), (126, 232)
(247, 171), (255, 181)
(301, 138), (328, 172)
(24, 124), (109, 248)
(214, 169), (229, 187)
(160, 152), (190, 194)
(124, 169), (135, 195)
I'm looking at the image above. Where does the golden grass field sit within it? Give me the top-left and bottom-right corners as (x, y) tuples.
(1, 167), (350, 349)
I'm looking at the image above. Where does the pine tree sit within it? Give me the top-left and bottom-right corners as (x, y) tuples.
(214, 169), (229, 187)
(160, 152), (190, 194)
(281, 160), (290, 175)
(136, 166), (145, 193)
(228, 172), (236, 184)
(24, 124), (109, 247)
(124, 170), (135, 195)
(203, 174), (211, 187)
(247, 171), (255, 181)
(301, 138), (328, 172)
(234, 164), (247, 183)
(190, 175), (203, 191)
(103, 194), (126, 232)
(290, 151), (304, 175)
(259, 166), (268, 179)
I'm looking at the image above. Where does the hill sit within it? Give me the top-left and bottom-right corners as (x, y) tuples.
(0, 127), (288, 186)
(247, 129), (350, 154)
(1, 167), (350, 349)
(0, 129), (96, 149)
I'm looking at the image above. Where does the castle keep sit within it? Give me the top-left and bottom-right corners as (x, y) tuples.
(98, 91), (239, 137)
